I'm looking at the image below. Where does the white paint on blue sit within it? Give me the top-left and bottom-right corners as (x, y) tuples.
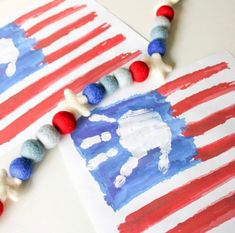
(89, 114), (116, 123)
(115, 109), (172, 188)
(80, 132), (112, 149)
(71, 91), (198, 211)
(88, 148), (118, 171)
(0, 23), (45, 93)
(0, 38), (19, 77)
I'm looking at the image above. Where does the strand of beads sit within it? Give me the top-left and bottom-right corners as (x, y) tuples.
(0, 64), (146, 216)
(0, 56), (163, 215)
(0, 0), (181, 216)
(146, 0), (180, 80)
(59, 66), (149, 118)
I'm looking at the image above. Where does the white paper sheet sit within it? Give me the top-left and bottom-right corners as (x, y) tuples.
(60, 51), (235, 233)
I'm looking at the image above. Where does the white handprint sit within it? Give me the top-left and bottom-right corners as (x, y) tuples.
(81, 109), (172, 188)
(0, 38), (19, 77)
(115, 109), (172, 188)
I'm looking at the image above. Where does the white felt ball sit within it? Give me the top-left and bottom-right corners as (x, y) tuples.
(113, 68), (133, 88)
(36, 124), (61, 149)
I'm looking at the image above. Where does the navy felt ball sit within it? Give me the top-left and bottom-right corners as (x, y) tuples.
(83, 83), (106, 105)
(148, 39), (166, 56)
(10, 157), (33, 181)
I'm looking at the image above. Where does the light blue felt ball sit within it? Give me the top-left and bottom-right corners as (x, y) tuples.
(99, 75), (119, 94)
(113, 68), (133, 88)
(148, 39), (166, 56)
(83, 83), (106, 105)
(10, 157), (33, 181)
(20, 139), (46, 163)
(36, 124), (61, 149)
(150, 26), (169, 41)
(154, 16), (171, 29)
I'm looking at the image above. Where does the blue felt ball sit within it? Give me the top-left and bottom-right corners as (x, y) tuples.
(36, 124), (61, 149)
(99, 75), (119, 94)
(83, 83), (106, 105)
(10, 157), (33, 181)
(148, 39), (166, 56)
(150, 26), (169, 41)
(21, 139), (46, 163)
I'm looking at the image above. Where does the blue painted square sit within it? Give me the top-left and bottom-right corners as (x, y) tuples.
(0, 23), (45, 93)
(71, 91), (198, 211)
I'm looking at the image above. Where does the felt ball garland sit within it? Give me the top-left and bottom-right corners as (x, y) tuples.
(0, 0), (181, 216)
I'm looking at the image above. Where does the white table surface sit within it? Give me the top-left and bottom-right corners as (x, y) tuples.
(0, 0), (235, 232)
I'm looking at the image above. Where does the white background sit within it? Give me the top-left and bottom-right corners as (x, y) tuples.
(0, 0), (235, 233)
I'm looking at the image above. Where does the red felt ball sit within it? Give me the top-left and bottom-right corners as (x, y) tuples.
(52, 111), (76, 135)
(129, 61), (149, 82)
(156, 5), (175, 21)
(0, 201), (4, 216)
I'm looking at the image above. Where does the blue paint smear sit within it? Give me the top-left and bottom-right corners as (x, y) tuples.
(0, 23), (46, 93)
(71, 91), (198, 211)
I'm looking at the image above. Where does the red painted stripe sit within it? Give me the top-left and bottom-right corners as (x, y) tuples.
(35, 12), (97, 49)
(167, 192), (235, 233)
(0, 51), (141, 145)
(0, 34), (123, 121)
(158, 62), (228, 96)
(25, 5), (86, 37)
(172, 82), (235, 117)
(118, 160), (235, 233)
(15, 0), (65, 25)
(45, 23), (110, 63)
(184, 104), (235, 137)
(195, 133), (235, 161)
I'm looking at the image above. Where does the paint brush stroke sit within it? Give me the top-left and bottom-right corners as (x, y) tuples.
(158, 62), (229, 96)
(0, 51), (141, 144)
(184, 104), (235, 137)
(0, 34), (123, 120)
(34, 12), (97, 49)
(15, 0), (65, 25)
(45, 23), (110, 63)
(195, 133), (235, 161)
(25, 5), (87, 37)
(118, 160), (235, 233)
(167, 192), (235, 233)
(172, 82), (235, 117)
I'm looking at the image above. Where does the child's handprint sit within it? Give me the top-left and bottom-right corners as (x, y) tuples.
(0, 38), (19, 77)
(80, 108), (172, 188)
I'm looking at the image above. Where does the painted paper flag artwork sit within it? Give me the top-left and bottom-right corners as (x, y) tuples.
(61, 52), (235, 233)
(0, 0), (147, 154)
